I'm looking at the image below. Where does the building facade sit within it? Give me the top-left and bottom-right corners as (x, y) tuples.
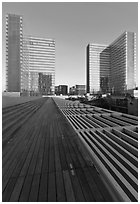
(23, 36), (55, 95)
(55, 85), (68, 95)
(86, 44), (107, 94)
(69, 85), (86, 95)
(110, 31), (136, 95)
(87, 31), (136, 96)
(100, 46), (111, 94)
(6, 14), (23, 92)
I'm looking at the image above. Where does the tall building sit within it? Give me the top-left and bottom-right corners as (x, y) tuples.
(6, 14), (23, 92)
(86, 44), (107, 94)
(23, 36), (55, 95)
(109, 31), (136, 95)
(100, 46), (111, 94)
(87, 31), (136, 95)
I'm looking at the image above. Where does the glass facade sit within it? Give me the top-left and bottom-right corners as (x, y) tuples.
(110, 31), (136, 95)
(87, 31), (136, 95)
(21, 38), (29, 93)
(6, 14), (23, 92)
(23, 36), (55, 95)
(100, 46), (110, 94)
(87, 44), (107, 94)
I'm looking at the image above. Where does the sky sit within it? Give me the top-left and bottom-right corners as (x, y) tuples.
(2, 2), (138, 90)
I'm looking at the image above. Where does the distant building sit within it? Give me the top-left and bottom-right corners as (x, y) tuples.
(55, 86), (59, 95)
(100, 46), (110, 94)
(5, 14), (55, 96)
(23, 36), (55, 95)
(86, 44), (107, 94)
(109, 31), (136, 95)
(55, 85), (68, 95)
(6, 14), (23, 92)
(69, 86), (75, 95)
(87, 31), (136, 96)
(69, 85), (86, 95)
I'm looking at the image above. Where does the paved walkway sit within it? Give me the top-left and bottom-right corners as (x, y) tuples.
(3, 98), (113, 202)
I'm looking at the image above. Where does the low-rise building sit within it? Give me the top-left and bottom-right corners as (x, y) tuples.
(69, 85), (86, 95)
(55, 85), (68, 95)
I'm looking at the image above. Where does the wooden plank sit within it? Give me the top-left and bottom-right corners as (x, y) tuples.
(2, 126), (36, 191)
(57, 132), (68, 171)
(56, 171), (66, 201)
(41, 124), (50, 174)
(19, 125), (42, 177)
(81, 131), (136, 201)
(19, 175), (33, 202)
(75, 168), (94, 201)
(58, 118), (82, 169)
(53, 124), (62, 172)
(105, 129), (138, 157)
(3, 108), (44, 178)
(57, 123), (75, 170)
(34, 129), (46, 174)
(112, 128), (138, 148)
(96, 130), (138, 177)
(28, 174), (40, 202)
(2, 177), (17, 202)
(48, 124), (55, 173)
(123, 128), (138, 140)
(63, 170), (75, 202)
(69, 169), (85, 201)
(103, 129), (138, 167)
(47, 172), (56, 202)
(66, 131), (87, 168)
(38, 173), (48, 202)
(83, 167), (104, 201)
(27, 128), (42, 176)
(9, 176), (24, 202)
(88, 166), (115, 202)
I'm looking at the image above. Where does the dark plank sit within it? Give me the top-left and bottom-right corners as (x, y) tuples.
(48, 124), (55, 173)
(26, 128), (42, 176)
(28, 174), (40, 202)
(53, 122), (62, 172)
(57, 129), (68, 171)
(38, 173), (48, 202)
(69, 168), (86, 201)
(41, 124), (50, 173)
(88, 166), (113, 201)
(63, 170), (76, 202)
(47, 172), (56, 202)
(9, 176), (24, 202)
(19, 175), (33, 202)
(83, 167), (104, 201)
(75, 168), (95, 201)
(56, 171), (66, 201)
(2, 177), (17, 202)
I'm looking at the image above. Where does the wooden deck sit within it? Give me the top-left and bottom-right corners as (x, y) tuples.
(2, 97), (113, 202)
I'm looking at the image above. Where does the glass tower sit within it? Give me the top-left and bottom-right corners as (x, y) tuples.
(87, 31), (136, 95)
(86, 44), (107, 94)
(110, 31), (136, 95)
(6, 14), (23, 92)
(23, 36), (55, 95)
